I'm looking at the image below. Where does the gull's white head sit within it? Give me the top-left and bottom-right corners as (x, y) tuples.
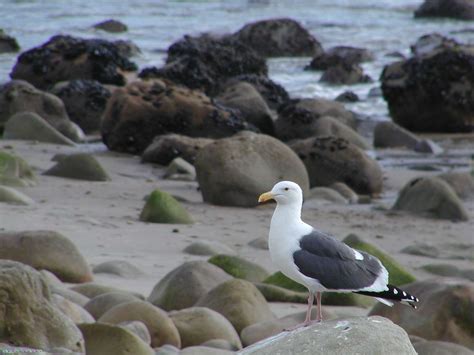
(258, 181), (303, 206)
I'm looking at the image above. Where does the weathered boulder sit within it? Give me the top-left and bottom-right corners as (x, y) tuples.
(289, 136), (383, 194)
(140, 188), (193, 224)
(139, 34), (267, 95)
(51, 294), (95, 324)
(415, 0), (474, 20)
(381, 38), (474, 132)
(240, 317), (416, 354)
(84, 291), (140, 320)
(233, 18), (323, 58)
(147, 261), (232, 311)
(99, 300), (181, 348)
(44, 153), (110, 181)
(196, 279), (275, 334)
(93, 19), (128, 32)
(0, 230), (93, 283)
(0, 151), (35, 187)
(373, 121), (421, 149)
(0, 29), (20, 53)
(320, 63), (372, 85)
(92, 260), (143, 278)
(307, 46), (374, 70)
(370, 278), (474, 349)
(0, 260), (84, 352)
(183, 240), (235, 256)
(169, 307), (242, 349)
(4, 112), (76, 146)
(216, 82), (274, 134)
(142, 134), (213, 165)
(392, 177), (469, 221)
(208, 255), (269, 283)
(0, 80), (83, 141)
(275, 98), (357, 141)
(78, 323), (154, 355)
(221, 74), (290, 110)
(195, 131), (310, 207)
(101, 79), (247, 154)
(51, 80), (111, 133)
(438, 172), (474, 200)
(0, 185), (34, 205)
(10, 35), (137, 89)
(343, 234), (416, 286)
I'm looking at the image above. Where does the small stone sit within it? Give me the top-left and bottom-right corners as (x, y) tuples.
(248, 237), (268, 250)
(70, 282), (143, 300)
(118, 320), (151, 345)
(93, 260), (144, 278)
(207, 254), (269, 283)
(183, 240), (235, 256)
(0, 150), (35, 187)
(164, 157), (196, 181)
(140, 189), (193, 224)
(93, 19), (128, 33)
(401, 244), (440, 258)
(414, 139), (443, 154)
(335, 91), (359, 102)
(307, 187), (348, 204)
(84, 291), (140, 320)
(44, 153), (110, 181)
(0, 185), (34, 205)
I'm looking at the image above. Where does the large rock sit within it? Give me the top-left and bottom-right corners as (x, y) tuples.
(289, 136), (383, 194)
(240, 316), (416, 354)
(142, 134), (213, 165)
(307, 46), (374, 70)
(98, 300), (181, 348)
(415, 0), (474, 20)
(196, 279), (275, 334)
(10, 35), (137, 89)
(147, 261), (232, 311)
(233, 18), (323, 58)
(221, 74), (290, 110)
(373, 121), (421, 149)
(139, 189), (193, 224)
(216, 82), (274, 135)
(44, 153), (110, 181)
(84, 291), (140, 320)
(0, 29), (20, 53)
(195, 131), (310, 207)
(78, 323), (154, 355)
(51, 80), (111, 133)
(392, 177), (469, 221)
(0, 80), (83, 141)
(208, 254), (269, 283)
(343, 234), (416, 286)
(0, 230), (93, 283)
(139, 34), (267, 95)
(169, 307), (242, 349)
(4, 112), (76, 146)
(0, 260), (84, 352)
(381, 38), (474, 132)
(0, 151), (36, 187)
(101, 79), (248, 154)
(275, 98), (357, 141)
(438, 172), (474, 200)
(370, 278), (474, 349)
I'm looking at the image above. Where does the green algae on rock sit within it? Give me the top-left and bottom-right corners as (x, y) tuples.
(140, 189), (193, 224)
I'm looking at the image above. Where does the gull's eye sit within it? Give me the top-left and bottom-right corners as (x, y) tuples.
(284, 187), (289, 191)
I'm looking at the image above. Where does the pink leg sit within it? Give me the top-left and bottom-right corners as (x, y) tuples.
(315, 292), (323, 322)
(284, 293), (314, 331)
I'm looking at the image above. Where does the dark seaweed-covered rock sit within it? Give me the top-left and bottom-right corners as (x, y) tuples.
(93, 19), (128, 33)
(233, 18), (323, 58)
(307, 46), (374, 71)
(0, 29), (20, 53)
(289, 136), (383, 194)
(381, 37), (474, 132)
(221, 74), (290, 109)
(10, 35), (137, 89)
(415, 0), (474, 20)
(51, 80), (111, 133)
(320, 63), (372, 85)
(139, 34), (266, 95)
(101, 79), (248, 154)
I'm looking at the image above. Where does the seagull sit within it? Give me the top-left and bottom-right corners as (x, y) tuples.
(258, 181), (419, 329)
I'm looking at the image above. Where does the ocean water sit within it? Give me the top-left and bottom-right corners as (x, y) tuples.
(2, 0), (474, 120)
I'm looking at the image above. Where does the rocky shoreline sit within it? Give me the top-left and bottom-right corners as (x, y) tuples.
(1, 3), (474, 354)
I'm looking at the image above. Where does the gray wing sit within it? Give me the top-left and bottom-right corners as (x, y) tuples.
(293, 230), (383, 290)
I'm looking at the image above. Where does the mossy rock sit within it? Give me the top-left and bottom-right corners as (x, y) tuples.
(0, 150), (36, 187)
(262, 271), (307, 292)
(208, 254), (269, 282)
(343, 234), (416, 286)
(254, 282), (307, 303)
(322, 292), (375, 308)
(43, 153), (110, 181)
(139, 189), (193, 224)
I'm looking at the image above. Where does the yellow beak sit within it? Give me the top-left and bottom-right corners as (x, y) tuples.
(258, 191), (274, 203)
